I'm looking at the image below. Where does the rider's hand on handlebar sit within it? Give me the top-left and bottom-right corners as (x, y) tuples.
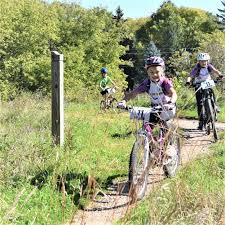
(185, 81), (191, 87)
(222, 75), (225, 81)
(117, 100), (127, 109)
(216, 75), (225, 82)
(167, 100), (176, 105)
(163, 102), (175, 111)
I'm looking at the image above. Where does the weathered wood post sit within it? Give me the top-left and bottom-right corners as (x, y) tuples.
(51, 51), (64, 146)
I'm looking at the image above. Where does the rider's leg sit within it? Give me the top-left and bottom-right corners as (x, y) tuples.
(149, 113), (160, 128)
(105, 93), (107, 103)
(148, 113), (161, 160)
(100, 90), (107, 108)
(160, 109), (177, 159)
(195, 88), (204, 130)
(160, 107), (176, 123)
(160, 107), (176, 143)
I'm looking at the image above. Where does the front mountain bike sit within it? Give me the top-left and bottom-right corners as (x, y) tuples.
(127, 106), (181, 201)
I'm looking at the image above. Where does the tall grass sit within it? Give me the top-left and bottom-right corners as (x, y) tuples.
(120, 140), (225, 224)
(0, 93), (77, 224)
(0, 93), (135, 224)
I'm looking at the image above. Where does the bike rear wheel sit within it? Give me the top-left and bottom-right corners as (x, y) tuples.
(128, 135), (150, 201)
(100, 100), (108, 110)
(109, 98), (117, 109)
(163, 135), (181, 178)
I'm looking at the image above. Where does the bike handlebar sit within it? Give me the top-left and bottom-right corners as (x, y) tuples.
(118, 104), (175, 112)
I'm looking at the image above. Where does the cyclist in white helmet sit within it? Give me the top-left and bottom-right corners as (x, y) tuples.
(186, 53), (223, 130)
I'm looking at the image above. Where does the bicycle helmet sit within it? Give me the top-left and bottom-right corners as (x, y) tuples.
(100, 67), (108, 74)
(145, 56), (165, 68)
(197, 53), (210, 61)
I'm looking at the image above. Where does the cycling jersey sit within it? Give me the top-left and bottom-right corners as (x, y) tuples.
(131, 76), (173, 106)
(190, 63), (215, 83)
(148, 80), (172, 105)
(100, 76), (112, 90)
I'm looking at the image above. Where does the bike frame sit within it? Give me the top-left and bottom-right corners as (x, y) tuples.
(128, 106), (180, 200)
(100, 87), (117, 110)
(195, 84), (216, 125)
(137, 115), (169, 164)
(130, 106), (173, 155)
(202, 89), (215, 122)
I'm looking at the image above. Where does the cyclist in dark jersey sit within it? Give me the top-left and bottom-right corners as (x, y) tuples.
(186, 53), (223, 130)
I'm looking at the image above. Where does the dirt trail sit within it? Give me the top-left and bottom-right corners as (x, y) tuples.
(66, 119), (225, 225)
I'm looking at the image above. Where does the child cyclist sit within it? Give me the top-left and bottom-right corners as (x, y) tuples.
(99, 67), (116, 95)
(186, 52), (223, 130)
(118, 56), (177, 124)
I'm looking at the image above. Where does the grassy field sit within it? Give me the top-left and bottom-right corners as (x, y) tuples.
(0, 92), (224, 224)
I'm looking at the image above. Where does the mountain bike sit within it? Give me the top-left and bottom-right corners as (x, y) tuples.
(100, 87), (117, 110)
(195, 79), (218, 141)
(126, 105), (181, 201)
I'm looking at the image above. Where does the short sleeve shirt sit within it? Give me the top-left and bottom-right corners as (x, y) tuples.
(100, 76), (111, 89)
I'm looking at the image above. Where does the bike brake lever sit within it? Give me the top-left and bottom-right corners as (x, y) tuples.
(127, 105), (133, 111)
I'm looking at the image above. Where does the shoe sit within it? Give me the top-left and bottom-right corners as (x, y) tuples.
(215, 105), (220, 113)
(197, 125), (203, 130)
(198, 121), (204, 130)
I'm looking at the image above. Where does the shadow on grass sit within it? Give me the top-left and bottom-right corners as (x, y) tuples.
(178, 115), (198, 120)
(111, 131), (133, 138)
(105, 174), (128, 186)
(30, 171), (136, 210)
(30, 168), (53, 189)
(30, 169), (92, 207)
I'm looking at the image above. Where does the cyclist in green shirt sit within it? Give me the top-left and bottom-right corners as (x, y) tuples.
(99, 67), (115, 95)
(99, 67), (117, 107)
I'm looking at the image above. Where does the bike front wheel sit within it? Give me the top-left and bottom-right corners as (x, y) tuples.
(163, 135), (181, 178)
(206, 98), (218, 142)
(128, 135), (150, 201)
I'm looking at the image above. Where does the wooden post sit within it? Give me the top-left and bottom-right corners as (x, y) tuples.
(51, 51), (64, 146)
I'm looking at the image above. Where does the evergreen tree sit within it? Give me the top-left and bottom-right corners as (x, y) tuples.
(217, 1), (225, 29)
(144, 41), (161, 59)
(113, 6), (124, 23)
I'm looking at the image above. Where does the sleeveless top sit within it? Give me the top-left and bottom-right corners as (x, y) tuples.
(149, 81), (171, 105)
(131, 77), (173, 106)
(190, 63), (215, 83)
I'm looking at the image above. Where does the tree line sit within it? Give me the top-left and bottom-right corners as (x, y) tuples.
(1, 0), (225, 100)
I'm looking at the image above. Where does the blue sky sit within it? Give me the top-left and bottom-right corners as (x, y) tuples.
(77, 0), (224, 18)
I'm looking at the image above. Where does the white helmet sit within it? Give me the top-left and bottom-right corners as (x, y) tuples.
(197, 53), (210, 61)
